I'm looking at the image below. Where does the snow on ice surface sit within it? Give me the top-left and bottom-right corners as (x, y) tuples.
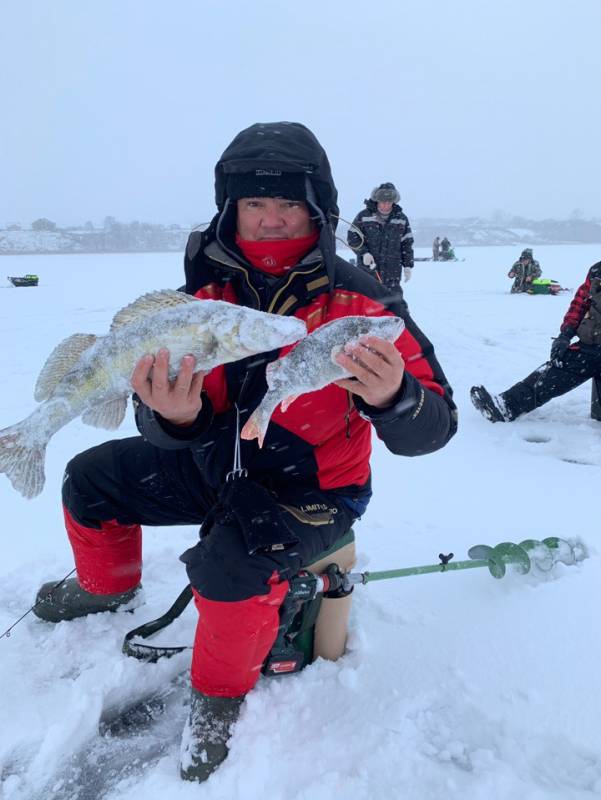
(1, 245), (601, 800)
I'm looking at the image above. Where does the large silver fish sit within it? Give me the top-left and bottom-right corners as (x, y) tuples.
(0, 290), (306, 498)
(241, 315), (405, 446)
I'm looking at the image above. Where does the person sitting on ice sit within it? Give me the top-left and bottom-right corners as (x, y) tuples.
(508, 248), (542, 293)
(470, 260), (601, 422)
(31, 121), (457, 783)
(440, 236), (452, 260)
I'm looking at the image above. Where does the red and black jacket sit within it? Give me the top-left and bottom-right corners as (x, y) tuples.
(135, 234), (457, 507)
(561, 261), (601, 337)
(134, 122), (457, 513)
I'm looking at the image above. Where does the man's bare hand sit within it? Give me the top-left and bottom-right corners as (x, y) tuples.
(131, 348), (205, 426)
(334, 335), (405, 408)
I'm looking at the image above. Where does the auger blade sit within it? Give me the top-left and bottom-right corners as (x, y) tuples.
(468, 542), (531, 578)
(467, 544), (506, 579)
(542, 537), (587, 566)
(567, 539), (588, 563)
(467, 544), (494, 560)
(492, 542), (531, 575)
(519, 539), (555, 572)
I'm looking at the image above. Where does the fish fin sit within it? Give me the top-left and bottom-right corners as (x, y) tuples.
(34, 334), (98, 402)
(0, 422), (46, 499)
(241, 400), (277, 448)
(279, 394), (299, 413)
(110, 289), (198, 331)
(240, 414), (262, 446)
(81, 397), (128, 430)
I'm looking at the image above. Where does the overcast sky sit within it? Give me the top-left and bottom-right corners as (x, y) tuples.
(2, 0), (600, 228)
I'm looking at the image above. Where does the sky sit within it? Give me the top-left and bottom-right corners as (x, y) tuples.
(2, 0), (600, 228)
(1, 245), (600, 799)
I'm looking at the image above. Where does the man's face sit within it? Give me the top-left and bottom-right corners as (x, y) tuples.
(236, 197), (315, 240)
(377, 201), (393, 215)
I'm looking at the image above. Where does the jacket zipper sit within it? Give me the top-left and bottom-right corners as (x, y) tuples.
(267, 262), (322, 314)
(208, 251), (322, 315)
(208, 253), (261, 308)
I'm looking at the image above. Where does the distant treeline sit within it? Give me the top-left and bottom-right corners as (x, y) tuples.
(411, 216), (601, 247)
(2, 214), (601, 254)
(0, 217), (192, 255)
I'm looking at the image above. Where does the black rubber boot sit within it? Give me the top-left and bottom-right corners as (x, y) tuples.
(180, 689), (244, 782)
(470, 385), (510, 423)
(32, 577), (142, 622)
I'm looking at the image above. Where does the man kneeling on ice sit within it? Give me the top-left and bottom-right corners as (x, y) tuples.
(33, 121), (457, 782)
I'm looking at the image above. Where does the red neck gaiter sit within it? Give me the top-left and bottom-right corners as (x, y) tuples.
(235, 231), (320, 276)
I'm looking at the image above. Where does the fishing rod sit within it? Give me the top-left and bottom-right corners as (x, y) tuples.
(0, 569), (76, 641)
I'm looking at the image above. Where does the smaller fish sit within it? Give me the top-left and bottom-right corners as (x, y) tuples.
(0, 290), (307, 499)
(241, 315), (405, 446)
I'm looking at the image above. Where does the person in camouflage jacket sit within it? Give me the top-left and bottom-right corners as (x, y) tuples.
(508, 248), (542, 293)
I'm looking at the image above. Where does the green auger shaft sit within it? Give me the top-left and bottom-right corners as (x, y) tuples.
(344, 557), (497, 589)
(342, 536), (585, 590)
(356, 558), (492, 584)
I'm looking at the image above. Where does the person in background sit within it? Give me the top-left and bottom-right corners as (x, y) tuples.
(507, 247), (542, 293)
(347, 182), (414, 295)
(471, 260), (601, 422)
(432, 236), (441, 261)
(32, 122), (457, 783)
(440, 236), (452, 260)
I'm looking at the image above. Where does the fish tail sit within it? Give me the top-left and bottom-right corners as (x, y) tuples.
(240, 399), (278, 448)
(0, 421), (47, 499)
(240, 412), (264, 446)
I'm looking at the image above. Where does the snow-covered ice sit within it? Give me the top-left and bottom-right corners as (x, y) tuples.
(1, 244), (600, 799)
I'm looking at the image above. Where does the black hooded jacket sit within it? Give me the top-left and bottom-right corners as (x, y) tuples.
(347, 200), (414, 289)
(186, 122), (340, 296)
(135, 122), (457, 505)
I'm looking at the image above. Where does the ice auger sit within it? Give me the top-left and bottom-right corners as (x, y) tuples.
(337, 536), (586, 586)
(260, 536), (586, 675)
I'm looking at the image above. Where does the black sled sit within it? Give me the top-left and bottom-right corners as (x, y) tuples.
(8, 274), (39, 287)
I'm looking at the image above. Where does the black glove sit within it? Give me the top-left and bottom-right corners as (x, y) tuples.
(550, 332), (571, 365)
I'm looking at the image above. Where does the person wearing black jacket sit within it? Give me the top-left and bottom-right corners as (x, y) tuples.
(471, 261), (601, 422)
(347, 183), (415, 295)
(33, 122), (457, 782)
